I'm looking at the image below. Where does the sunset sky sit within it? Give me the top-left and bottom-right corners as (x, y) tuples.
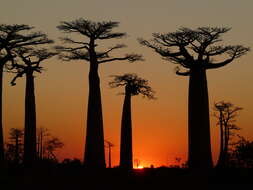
(1, 0), (253, 167)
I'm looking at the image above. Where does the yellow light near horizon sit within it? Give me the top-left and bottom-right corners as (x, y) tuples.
(136, 165), (144, 169)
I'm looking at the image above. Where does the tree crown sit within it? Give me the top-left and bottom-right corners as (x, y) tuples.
(0, 24), (53, 51)
(56, 19), (143, 64)
(213, 101), (243, 130)
(0, 24), (54, 72)
(10, 47), (57, 86)
(109, 73), (155, 99)
(139, 27), (250, 76)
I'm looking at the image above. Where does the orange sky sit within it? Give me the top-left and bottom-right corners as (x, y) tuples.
(1, 0), (253, 167)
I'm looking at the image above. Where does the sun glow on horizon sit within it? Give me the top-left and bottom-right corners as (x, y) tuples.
(134, 165), (144, 169)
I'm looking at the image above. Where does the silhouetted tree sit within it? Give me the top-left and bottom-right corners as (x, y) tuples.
(109, 73), (155, 169)
(44, 137), (64, 161)
(214, 101), (242, 167)
(0, 24), (52, 166)
(11, 47), (55, 165)
(139, 27), (249, 168)
(5, 128), (24, 164)
(37, 127), (50, 159)
(56, 19), (142, 168)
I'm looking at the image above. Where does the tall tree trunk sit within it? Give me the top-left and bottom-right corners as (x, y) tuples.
(23, 73), (37, 166)
(188, 68), (213, 169)
(216, 111), (224, 167)
(0, 65), (4, 166)
(84, 62), (106, 168)
(120, 91), (133, 169)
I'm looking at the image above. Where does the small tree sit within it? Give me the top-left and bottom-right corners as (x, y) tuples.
(139, 27), (249, 168)
(0, 24), (53, 165)
(11, 47), (55, 165)
(57, 19), (142, 168)
(109, 73), (155, 169)
(214, 101), (242, 167)
(5, 128), (24, 164)
(44, 137), (64, 161)
(37, 127), (50, 160)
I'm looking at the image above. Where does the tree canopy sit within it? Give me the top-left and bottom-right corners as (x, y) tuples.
(109, 73), (155, 99)
(139, 27), (250, 75)
(10, 47), (56, 86)
(56, 19), (142, 63)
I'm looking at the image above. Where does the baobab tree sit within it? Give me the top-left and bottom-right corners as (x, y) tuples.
(56, 19), (142, 168)
(214, 101), (242, 167)
(139, 27), (249, 168)
(109, 73), (155, 169)
(0, 24), (53, 165)
(11, 47), (55, 165)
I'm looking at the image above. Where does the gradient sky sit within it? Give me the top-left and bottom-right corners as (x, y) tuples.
(1, 0), (253, 167)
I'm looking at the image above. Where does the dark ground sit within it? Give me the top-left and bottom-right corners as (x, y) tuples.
(1, 164), (253, 190)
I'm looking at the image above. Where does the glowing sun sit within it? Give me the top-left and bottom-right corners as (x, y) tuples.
(135, 165), (144, 169)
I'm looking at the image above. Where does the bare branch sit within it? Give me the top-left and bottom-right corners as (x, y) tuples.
(96, 44), (126, 59)
(58, 50), (90, 61)
(55, 45), (88, 52)
(175, 66), (191, 76)
(204, 45), (232, 56)
(59, 37), (89, 46)
(10, 70), (25, 86)
(206, 45), (250, 69)
(98, 54), (143, 64)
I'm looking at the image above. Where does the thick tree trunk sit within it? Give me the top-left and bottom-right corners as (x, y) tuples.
(84, 62), (106, 168)
(0, 65), (4, 166)
(120, 91), (133, 169)
(188, 68), (213, 169)
(23, 73), (37, 166)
